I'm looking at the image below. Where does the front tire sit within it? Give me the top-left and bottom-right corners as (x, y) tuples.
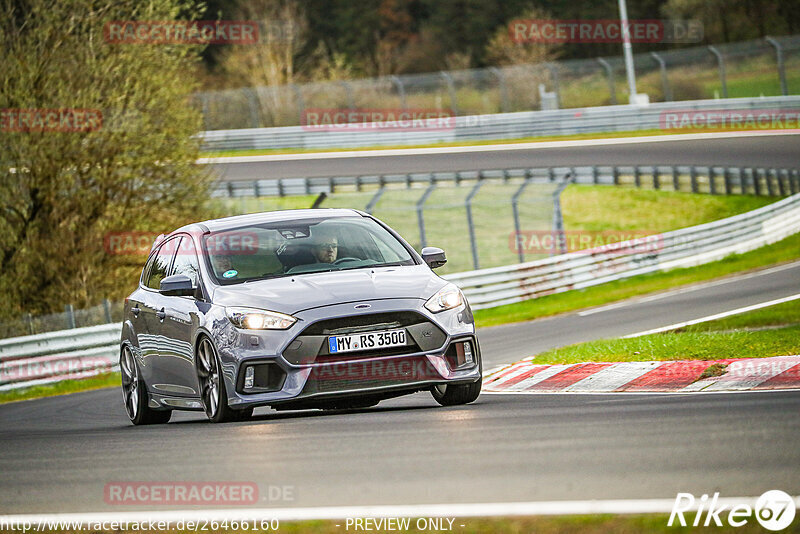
(120, 345), (171, 425)
(431, 380), (481, 406)
(196, 337), (252, 423)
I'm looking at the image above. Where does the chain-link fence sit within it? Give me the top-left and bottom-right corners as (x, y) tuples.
(196, 35), (800, 131)
(0, 300), (125, 340)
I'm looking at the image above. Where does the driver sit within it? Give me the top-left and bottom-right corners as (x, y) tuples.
(311, 228), (338, 263)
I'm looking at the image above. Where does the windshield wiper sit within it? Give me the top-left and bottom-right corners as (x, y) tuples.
(340, 262), (406, 271)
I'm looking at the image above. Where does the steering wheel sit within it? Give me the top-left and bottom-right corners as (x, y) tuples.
(333, 257), (361, 265)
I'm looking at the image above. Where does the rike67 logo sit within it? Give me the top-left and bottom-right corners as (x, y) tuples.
(669, 490), (796, 530)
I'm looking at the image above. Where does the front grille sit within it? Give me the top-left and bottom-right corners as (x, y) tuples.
(303, 356), (442, 394)
(282, 311), (447, 365)
(301, 311), (426, 335)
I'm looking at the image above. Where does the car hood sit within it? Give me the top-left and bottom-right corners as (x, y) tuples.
(211, 264), (447, 315)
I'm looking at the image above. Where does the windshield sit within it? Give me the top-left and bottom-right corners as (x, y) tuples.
(203, 216), (416, 284)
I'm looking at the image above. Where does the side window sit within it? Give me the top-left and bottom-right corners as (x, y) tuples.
(170, 236), (201, 287)
(145, 238), (178, 290)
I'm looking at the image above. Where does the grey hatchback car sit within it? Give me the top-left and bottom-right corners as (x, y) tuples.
(120, 209), (482, 424)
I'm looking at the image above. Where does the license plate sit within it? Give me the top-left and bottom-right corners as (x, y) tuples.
(328, 329), (407, 354)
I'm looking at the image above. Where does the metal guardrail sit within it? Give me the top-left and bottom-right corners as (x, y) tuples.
(199, 95), (800, 152)
(444, 192), (800, 309)
(0, 323), (121, 392)
(2, 193), (799, 391)
(212, 162), (800, 199)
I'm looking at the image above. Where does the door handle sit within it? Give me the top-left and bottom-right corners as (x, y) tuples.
(156, 308), (166, 321)
(131, 306), (140, 317)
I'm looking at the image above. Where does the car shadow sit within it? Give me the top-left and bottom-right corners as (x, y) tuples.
(166, 401), (442, 425)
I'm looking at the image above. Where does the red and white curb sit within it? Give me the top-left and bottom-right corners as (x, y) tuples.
(483, 355), (800, 393)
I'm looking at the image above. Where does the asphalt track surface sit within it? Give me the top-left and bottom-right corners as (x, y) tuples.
(1, 262), (798, 514)
(1, 134), (799, 516)
(208, 133), (800, 181)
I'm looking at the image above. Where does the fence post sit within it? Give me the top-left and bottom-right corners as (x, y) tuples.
(511, 176), (532, 263)
(245, 88), (260, 128)
(672, 166), (680, 191)
(709, 167), (717, 195)
(390, 75), (408, 110)
(753, 168), (761, 196)
(339, 81), (356, 111)
(765, 37), (788, 96)
(653, 167), (660, 190)
(649, 52), (672, 101)
(764, 169), (775, 197)
(440, 72), (459, 116)
(465, 180), (485, 270)
(690, 166), (698, 193)
(253, 180), (261, 198)
(277, 179), (285, 197)
(708, 46), (728, 98)
(776, 169), (786, 196)
(612, 166), (619, 185)
(792, 170), (800, 195)
(416, 183), (436, 248)
(65, 304), (76, 329)
(635, 166), (641, 188)
(596, 58), (617, 105)
(551, 172), (574, 255)
(200, 93), (210, 131)
(489, 67), (509, 112)
(290, 83), (305, 125)
(25, 313), (34, 335)
(724, 167), (732, 195)
(365, 187), (385, 214)
(545, 63), (562, 108)
(738, 167), (746, 195)
(103, 299), (113, 323)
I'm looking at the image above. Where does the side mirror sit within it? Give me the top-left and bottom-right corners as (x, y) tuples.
(159, 274), (195, 297)
(421, 247), (447, 269)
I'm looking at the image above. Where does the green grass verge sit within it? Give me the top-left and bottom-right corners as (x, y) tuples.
(0, 372), (120, 404)
(534, 325), (800, 365)
(517, 283), (800, 365)
(474, 231), (800, 328)
(681, 299), (800, 332)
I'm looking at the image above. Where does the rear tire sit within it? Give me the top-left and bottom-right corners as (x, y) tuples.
(431, 380), (481, 406)
(121, 345), (172, 425)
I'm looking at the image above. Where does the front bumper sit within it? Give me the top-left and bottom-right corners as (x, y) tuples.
(216, 298), (480, 409)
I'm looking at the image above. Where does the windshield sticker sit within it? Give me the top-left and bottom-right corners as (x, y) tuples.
(222, 269), (238, 279)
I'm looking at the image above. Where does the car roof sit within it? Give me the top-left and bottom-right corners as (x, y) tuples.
(171, 208), (365, 235)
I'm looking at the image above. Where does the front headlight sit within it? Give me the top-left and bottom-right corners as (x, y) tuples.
(424, 284), (464, 313)
(225, 307), (297, 330)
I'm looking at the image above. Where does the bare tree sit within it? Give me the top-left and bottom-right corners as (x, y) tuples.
(220, 0), (308, 126)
